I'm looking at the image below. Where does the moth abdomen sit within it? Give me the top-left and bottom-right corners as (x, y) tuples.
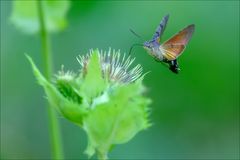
(169, 59), (180, 74)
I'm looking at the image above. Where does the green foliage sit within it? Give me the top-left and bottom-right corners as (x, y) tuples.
(11, 0), (70, 34)
(81, 52), (107, 103)
(84, 82), (151, 158)
(27, 50), (151, 159)
(26, 55), (88, 125)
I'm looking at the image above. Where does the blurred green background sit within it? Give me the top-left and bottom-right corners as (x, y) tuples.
(1, 1), (239, 159)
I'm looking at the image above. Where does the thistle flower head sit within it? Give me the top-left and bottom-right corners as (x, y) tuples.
(27, 49), (151, 160)
(77, 49), (143, 83)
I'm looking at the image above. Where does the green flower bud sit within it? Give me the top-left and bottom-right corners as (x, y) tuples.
(27, 49), (151, 159)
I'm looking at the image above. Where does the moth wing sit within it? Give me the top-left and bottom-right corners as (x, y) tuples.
(153, 14), (170, 43)
(161, 24), (195, 60)
(160, 44), (185, 60)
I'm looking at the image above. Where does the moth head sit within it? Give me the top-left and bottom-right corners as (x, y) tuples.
(143, 41), (156, 53)
(143, 41), (152, 48)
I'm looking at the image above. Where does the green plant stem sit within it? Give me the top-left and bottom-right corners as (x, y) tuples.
(37, 1), (64, 159)
(98, 151), (108, 160)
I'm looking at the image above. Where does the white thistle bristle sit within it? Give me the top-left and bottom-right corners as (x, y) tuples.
(77, 49), (143, 83)
(55, 65), (76, 81)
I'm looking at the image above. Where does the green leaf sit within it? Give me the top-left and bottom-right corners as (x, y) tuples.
(26, 55), (87, 125)
(56, 78), (83, 105)
(80, 50), (107, 103)
(84, 82), (151, 158)
(11, 0), (70, 34)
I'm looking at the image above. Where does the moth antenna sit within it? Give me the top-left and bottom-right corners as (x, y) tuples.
(128, 43), (143, 56)
(129, 28), (143, 40)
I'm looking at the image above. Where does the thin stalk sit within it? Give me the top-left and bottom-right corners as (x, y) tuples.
(98, 151), (108, 160)
(37, 1), (64, 159)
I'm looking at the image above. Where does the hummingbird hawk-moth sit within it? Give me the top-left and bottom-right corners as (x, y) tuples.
(130, 14), (195, 74)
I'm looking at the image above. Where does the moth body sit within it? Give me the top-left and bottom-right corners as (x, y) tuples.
(142, 14), (195, 73)
(143, 41), (164, 61)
